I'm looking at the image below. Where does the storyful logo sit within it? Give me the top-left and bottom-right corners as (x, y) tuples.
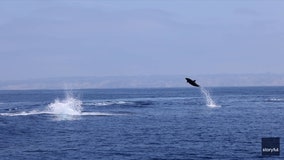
(262, 137), (280, 156)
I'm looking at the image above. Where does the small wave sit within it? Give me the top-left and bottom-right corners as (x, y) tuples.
(85, 100), (154, 107)
(0, 110), (48, 116)
(81, 112), (126, 116)
(0, 110), (124, 117)
(207, 104), (221, 108)
(265, 98), (284, 102)
(4, 107), (18, 111)
(93, 101), (131, 106)
(85, 97), (193, 108)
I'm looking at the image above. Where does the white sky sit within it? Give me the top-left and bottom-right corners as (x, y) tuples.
(0, 0), (283, 80)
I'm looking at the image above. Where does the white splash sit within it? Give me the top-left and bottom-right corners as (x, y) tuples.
(47, 96), (82, 116)
(200, 87), (220, 108)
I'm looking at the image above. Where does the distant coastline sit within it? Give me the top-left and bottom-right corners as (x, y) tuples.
(0, 73), (283, 90)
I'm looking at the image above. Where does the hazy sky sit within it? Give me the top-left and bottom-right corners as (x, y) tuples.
(0, 0), (284, 81)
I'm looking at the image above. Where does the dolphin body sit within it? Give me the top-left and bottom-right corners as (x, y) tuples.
(185, 78), (200, 87)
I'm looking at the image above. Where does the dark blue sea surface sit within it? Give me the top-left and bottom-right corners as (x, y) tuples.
(0, 87), (284, 159)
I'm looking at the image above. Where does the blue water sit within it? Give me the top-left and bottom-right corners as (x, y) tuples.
(0, 87), (283, 159)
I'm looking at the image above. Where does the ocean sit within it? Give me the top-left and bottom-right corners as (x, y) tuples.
(0, 87), (283, 159)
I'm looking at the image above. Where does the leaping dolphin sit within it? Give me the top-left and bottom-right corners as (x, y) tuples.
(185, 78), (200, 87)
